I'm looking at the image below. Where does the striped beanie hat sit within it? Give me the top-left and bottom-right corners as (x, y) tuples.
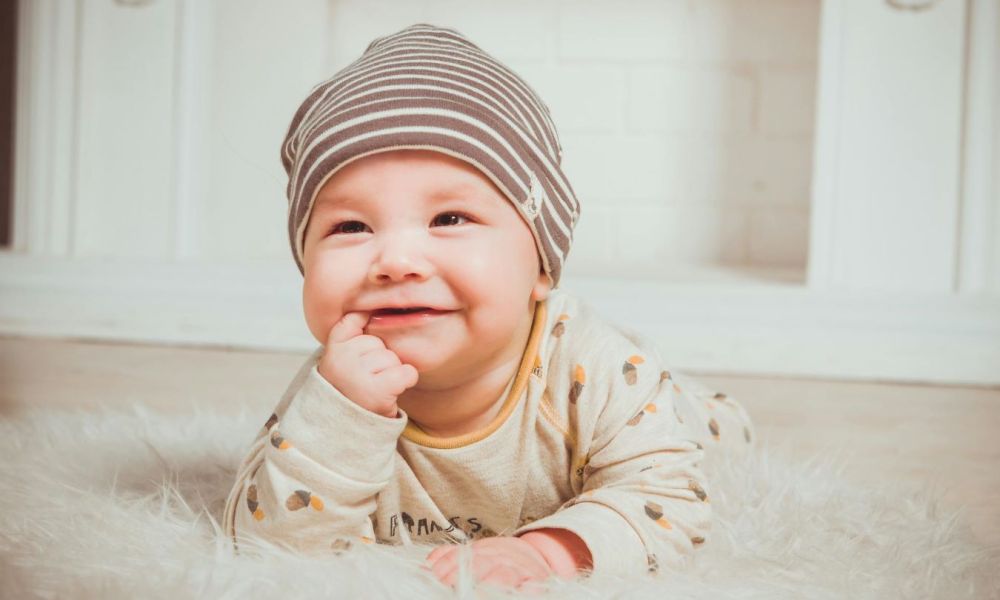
(281, 23), (581, 288)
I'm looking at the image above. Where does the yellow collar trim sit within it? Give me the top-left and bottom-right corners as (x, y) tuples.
(401, 298), (547, 449)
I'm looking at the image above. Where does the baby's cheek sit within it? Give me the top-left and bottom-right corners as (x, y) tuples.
(301, 282), (340, 343)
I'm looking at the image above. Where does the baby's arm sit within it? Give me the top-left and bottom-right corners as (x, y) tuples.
(222, 312), (417, 555)
(513, 340), (713, 577)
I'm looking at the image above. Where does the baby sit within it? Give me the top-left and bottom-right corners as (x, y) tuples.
(223, 23), (755, 590)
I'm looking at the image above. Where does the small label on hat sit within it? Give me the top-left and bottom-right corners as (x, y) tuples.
(526, 173), (546, 218)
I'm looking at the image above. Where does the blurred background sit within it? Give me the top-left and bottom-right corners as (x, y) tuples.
(0, 0), (998, 385)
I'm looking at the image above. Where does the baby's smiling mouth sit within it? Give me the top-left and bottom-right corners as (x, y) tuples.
(371, 307), (434, 315)
(366, 307), (455, 328)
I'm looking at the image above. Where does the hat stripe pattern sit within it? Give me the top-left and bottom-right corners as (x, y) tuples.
(305, 49), (559, 154)
(280, 24), (580, 287)
(286, 29), (576, 241)
(293, 31), (561, 154)
(284, 31), (580, 246)
(293, 46), (557, 151)
(291, 106), (575, 249)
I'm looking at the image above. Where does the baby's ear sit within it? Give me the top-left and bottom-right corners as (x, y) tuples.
(532, 270), (553, 302)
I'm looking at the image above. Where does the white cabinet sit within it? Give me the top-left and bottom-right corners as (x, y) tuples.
(2, 0), (998, 384)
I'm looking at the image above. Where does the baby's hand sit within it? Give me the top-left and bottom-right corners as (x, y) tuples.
(424, 537), (553, 593)
(316, 311), (419, 418)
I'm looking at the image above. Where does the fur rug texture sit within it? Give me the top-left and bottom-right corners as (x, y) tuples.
(1, 405), (997, 600)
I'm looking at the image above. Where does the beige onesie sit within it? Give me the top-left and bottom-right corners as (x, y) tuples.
(223, 288), (755, 577)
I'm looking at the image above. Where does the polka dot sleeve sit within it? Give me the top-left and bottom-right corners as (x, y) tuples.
(222, 356), (408, 556)
(514, 330), (713, 577)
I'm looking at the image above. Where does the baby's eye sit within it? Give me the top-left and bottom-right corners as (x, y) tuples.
(328, 221), (369, 235)
(432, 212), (472, 227)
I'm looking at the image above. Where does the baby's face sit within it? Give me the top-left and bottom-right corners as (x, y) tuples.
(301, 149), (551, 382)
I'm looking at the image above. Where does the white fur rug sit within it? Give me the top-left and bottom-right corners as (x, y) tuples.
(1, 405), (997, 599)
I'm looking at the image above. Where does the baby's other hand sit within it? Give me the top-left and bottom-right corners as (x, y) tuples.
(423, 537), (554, 594)
(317, 311), (419, 418)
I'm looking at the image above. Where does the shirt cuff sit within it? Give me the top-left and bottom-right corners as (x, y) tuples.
(513, 501), (649, 578)
(275, 365), (408, 483)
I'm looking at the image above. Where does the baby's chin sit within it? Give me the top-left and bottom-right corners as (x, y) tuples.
(382, 339), (440, 371)
(381, 337), (462, 378)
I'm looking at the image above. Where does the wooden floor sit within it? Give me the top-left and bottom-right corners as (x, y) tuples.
(2, 334), (997, 548)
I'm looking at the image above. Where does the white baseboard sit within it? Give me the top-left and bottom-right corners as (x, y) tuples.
(1, 254), (998, 386)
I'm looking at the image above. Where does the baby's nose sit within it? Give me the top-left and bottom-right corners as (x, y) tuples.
(368, 235), (432, 282)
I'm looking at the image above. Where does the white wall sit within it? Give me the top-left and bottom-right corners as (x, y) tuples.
(3, 0), (999, 385)
(323, 0), (819, 278)
(27, 0), (819, 278)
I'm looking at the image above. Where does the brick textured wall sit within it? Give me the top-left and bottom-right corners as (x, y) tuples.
(327, 0), (819, 278)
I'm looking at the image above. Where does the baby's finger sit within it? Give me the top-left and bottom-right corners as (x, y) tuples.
(342, 334), (387, 354)
(373, 363), (419, 394)
(479, 563), (523, 588)
(515, 548), (554, 579)
(439, 561), (460, 587)
(429, 549), (458, 580)
(470, 553), (511, 582)
(359, 348), (401, 374)
(326, 311), (371, 345)
(517, 578), (550, 596)
(425, 544), (456, 568)
(473, 541), (547, 578)
(518, 557), (552, 581)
